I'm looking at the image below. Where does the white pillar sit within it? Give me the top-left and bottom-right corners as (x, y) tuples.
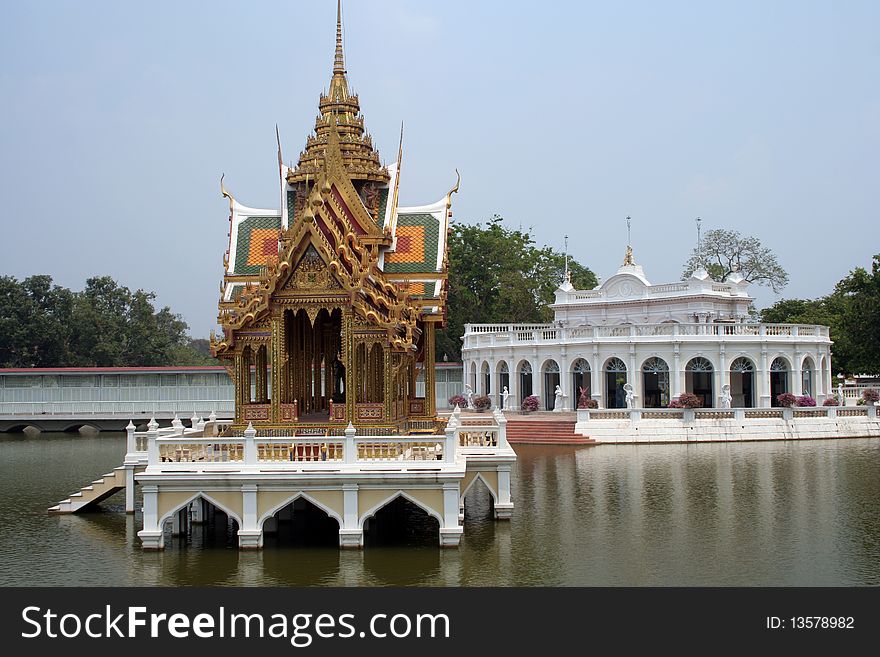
(146, 418), (159, 466)
(124, 466), (135, 514)
(138, 485), (164, 550)
(444, 422), (457, 463)
(339, 484), (363, 548)
(439, 483), (463, 547)
(344, 422), (356, 465)
(244, 422), (257, 465)
(494, 467), (513, 519)
(759, 350), (770, 407)
(125, 421), (136, 455)
(238, 484), (262, 549)
(672, 347), (682, 399)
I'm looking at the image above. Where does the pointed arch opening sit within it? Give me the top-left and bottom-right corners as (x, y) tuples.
(262, 495), (340, 548)
(160, 494), (241, 550)
(462, 474), (496, 521)
(362, 493), (441, 547)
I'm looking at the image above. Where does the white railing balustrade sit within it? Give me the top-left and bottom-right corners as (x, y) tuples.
(576, 405), (876, 422)
(462, 322), (831, 347)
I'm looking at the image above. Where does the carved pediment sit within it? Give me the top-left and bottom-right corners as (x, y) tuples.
(283, 244), (341, 292)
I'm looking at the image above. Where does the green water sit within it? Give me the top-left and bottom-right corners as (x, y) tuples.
(1, 432), (878, 586)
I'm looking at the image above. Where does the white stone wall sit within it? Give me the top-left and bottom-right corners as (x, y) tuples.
(462, 334), (832, 410)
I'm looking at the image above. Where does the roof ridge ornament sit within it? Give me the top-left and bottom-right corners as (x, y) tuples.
(220, 173), (234, 214)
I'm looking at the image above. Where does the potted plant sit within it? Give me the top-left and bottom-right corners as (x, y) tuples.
(473, 395), (491, 412)
(822, 396), (840, 407)
(776, 392), (798, 408)
(448, 394), (467, 408)
(668, 393), (702, 409)
(861, 389), (879, 405)
(796, 395), (817, 407)
(521, 395), (540, 413)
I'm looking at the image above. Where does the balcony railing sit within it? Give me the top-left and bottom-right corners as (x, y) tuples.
(463, 323), (830, 348)
(128, 408), (511, 473)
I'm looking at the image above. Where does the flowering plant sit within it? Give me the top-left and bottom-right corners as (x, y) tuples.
(448, 394), (467, 408)
(796, 395), (816, 407)
(668, 393), (702, 409)
(862, 389), (879, 404)
(521, 395), (540, 412)
(822, 396), (840, 406)
(776, 392), (798, 407)
(473, 394), (492, 410)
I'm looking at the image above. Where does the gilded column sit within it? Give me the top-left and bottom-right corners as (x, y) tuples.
(271, 311), (285, 423)
(344, 311), (355, 423)
(234, 350), (245, 424)
(255, 345), (268, 404)
(425, 321), (436, 417)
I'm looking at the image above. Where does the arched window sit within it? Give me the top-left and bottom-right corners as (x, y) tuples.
(801, 357), (815, 398)
(497, 361), (510, 408)
(604, 358), (627, 409)
(571, 358), (591, 410)
(481, 361), (491, 396)
(770, 357), (790, 405)
(641, 357), (670, 408)
(729, 357), (756, 408)
(518, 361), (533, 405)
(542, 360), (561, 411)
(686, 357), (714, 408)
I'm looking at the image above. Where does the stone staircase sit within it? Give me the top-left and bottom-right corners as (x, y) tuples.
(48, 466), (131, 514)
(506, 416), (596, 445)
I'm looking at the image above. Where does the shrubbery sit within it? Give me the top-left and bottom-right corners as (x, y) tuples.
(776, 392), (798, 407)
(473, 394), (491, 410)
(668, 393), (702, 409)
(521, 395), (540, 412)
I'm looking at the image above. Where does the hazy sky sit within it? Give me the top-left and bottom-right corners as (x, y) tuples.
(2, 0), (878, 337)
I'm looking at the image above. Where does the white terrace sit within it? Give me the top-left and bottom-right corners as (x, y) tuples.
(50, 409), (517, 550)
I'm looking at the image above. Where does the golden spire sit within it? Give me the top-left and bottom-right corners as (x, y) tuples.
(288, 0), (388, 186)
(334, 0), (345, 76)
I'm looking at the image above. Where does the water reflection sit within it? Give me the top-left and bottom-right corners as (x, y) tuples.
(1, 433), (878, 585)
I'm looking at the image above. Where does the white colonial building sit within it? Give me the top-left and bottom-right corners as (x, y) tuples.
(461, 250), (833, 410)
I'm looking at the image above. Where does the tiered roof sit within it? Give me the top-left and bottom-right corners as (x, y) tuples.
(215, 1), (455, 348)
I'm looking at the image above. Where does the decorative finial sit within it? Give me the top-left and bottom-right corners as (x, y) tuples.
(622, 217), (634, 266)
(564, 234), (571, 283)
(220, 173), (234, 214)
(695, 216), (703, 266)
(334, 0), (345, 76)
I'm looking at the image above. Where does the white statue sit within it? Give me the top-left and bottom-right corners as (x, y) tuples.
(553, 384), (565, 412)
(501, 386), (510, 409)
(464, 383), (475, 410)
(837, 383), (844, 406)
(623, 383), (635, 409)
(720, 384), (732, 409)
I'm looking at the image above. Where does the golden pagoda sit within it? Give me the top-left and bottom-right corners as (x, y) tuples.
(211, 1), (456, 435)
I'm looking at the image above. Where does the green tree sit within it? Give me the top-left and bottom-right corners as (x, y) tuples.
(436, 216), (596, 361)
(0, 274), (209, 368)
(682, 228), (789, 293)
(759, 254), (880, 375)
